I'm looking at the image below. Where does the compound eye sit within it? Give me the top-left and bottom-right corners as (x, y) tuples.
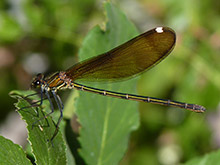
(35, 80), (41, 86)
(31, 75), (43, 89)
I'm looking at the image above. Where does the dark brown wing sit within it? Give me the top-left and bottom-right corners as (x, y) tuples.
(66, 27), (176, 81)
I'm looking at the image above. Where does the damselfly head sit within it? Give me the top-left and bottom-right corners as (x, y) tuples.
(31, 73), (44, 89)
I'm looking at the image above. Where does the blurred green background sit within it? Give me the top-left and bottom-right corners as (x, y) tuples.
(0, 0), (219, 164)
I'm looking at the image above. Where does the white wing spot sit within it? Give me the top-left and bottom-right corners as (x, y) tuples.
(155, 27), (164, 33)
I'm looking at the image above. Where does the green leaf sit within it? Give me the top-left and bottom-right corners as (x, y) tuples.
(185, 149), (220, 165)
(10, 90), (67, 165)
(74, 2), (140, 165)
(0, 136), (31, 165)
(63, 90), (78, 119)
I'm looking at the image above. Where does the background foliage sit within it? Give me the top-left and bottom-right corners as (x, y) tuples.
(0, 0), (219, 164)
